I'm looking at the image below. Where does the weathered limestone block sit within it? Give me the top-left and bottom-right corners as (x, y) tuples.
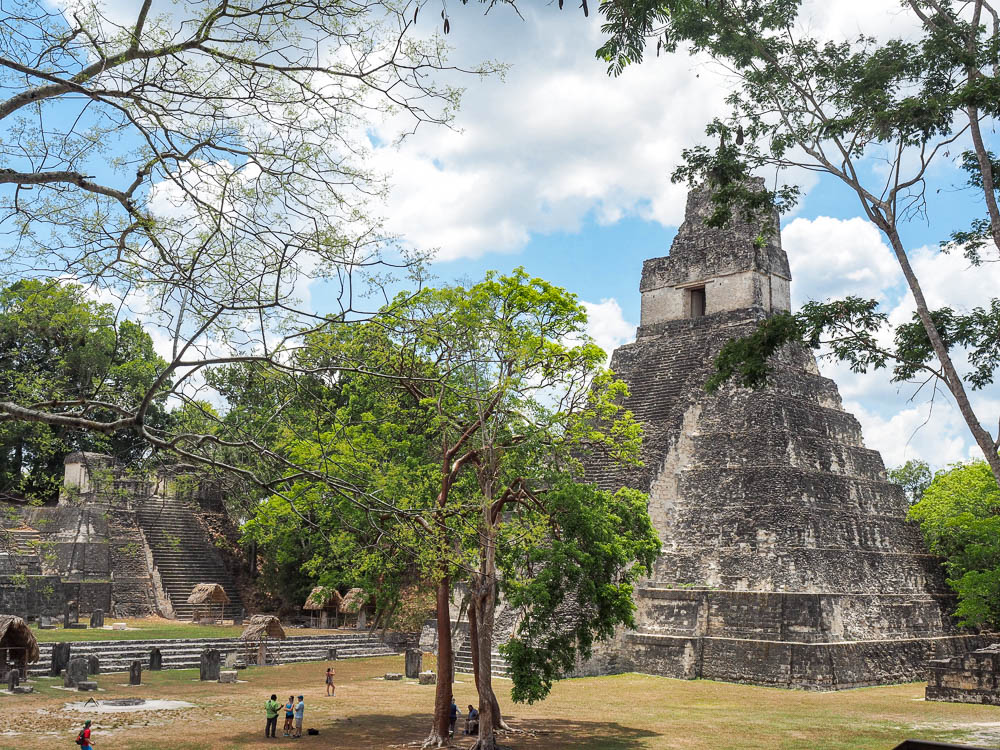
(50, 642), (71, 676)
(200, 649), (221, 681)
(405, 649), (422, 679)
(89, 608), (104, 628)
(926, 644), (1000, 705)
(218, 670), (237, 684)
(384, 673), (403, 681)
(149, 647), (162, 671)
(129, 660), (142, 686)
(12, 685), (33, 694)
(5, 668), (18, 691)
(76, 681), (98, 691)
(65, 657), (88, 688)
(418, 671), (436, 685)
(87, 655), (100, 676)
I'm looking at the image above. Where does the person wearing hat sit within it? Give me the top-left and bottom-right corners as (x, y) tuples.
(75, 720), (93, 748)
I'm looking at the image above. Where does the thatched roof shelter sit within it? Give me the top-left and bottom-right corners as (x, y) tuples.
(240, 615), (286, 641)
(0, 616), (39, 664)
(339, 587), (368, 614)
(187, 583), (231, 605)
(303, 586), (343, 612)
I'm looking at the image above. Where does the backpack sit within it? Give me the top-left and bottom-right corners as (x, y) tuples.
(75, 731), (85, 746)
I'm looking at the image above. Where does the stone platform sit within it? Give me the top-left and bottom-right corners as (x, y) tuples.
(926, 643), (1000, 705)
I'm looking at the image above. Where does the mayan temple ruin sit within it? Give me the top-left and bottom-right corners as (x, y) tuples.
(584, 184), (984, 689)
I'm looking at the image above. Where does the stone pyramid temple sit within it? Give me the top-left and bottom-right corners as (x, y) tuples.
(586, 185), (983, 689)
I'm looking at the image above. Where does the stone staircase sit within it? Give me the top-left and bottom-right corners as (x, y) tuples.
(135, 497), (244, 620)
(454, 641), (511, 679)
(28, 632), (396, 677)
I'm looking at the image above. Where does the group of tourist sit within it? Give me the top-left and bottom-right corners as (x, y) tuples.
(262, 667), (334, 739)
(265, 693), (306, 738)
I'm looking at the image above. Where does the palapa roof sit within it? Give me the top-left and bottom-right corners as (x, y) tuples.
(303, 586), (343, 611)
(0, 615), (40, 663)
(186, 583), (231, 605)
(240, 614), (286, 641)
(339, 587), (369, 614)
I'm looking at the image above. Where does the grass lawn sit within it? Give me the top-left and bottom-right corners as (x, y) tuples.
(2, 654), (999, 750)
(29, 617), (349, 643)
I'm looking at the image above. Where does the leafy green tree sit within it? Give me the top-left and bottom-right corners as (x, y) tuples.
(0, 279), (168, 502)
(597, 0), (1000, 485)
(224, 269), (657, 749)
(888, 459), (934, 505)
(909, 460), (1000, 627)
(0, 0), (496, 480)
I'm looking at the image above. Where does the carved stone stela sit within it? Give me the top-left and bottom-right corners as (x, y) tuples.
(585, 184), (984, 689)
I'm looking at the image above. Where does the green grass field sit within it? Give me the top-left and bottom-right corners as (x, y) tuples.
(29, 617), (345, 642)
(2, 653), (999, 750)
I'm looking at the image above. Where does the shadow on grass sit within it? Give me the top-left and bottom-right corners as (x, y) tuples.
(167, 713), (660, 750)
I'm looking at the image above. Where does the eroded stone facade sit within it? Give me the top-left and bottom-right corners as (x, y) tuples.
(585, 184), (984, 689)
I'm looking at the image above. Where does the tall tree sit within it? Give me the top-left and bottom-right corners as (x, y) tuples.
(0, 0), (493, 482)
(597, 0), (1000, 483)
(224, 269), (658, 748)
(0, 279), (167, 502)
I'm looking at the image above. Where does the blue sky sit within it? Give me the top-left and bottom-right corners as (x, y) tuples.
(358, 0), (1000, 472)
(11, 0), (1000, 473)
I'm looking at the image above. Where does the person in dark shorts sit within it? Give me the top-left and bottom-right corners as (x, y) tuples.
(283, 694), (295, 736)
(265, 693), (281, 738)
(325, 666), (335, 696)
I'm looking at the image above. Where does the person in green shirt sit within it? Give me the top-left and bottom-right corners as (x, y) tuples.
(264, 694), (281, 738)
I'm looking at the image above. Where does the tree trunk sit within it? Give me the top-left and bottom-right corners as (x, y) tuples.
(881, 225), (1000, 485)
(470, 581), (500, 750)
(469, 593), (504, 730)
(423, 575), (453, 748)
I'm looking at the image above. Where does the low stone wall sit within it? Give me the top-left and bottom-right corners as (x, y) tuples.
(0, 574), (65, 618)
(926, 643), (1000, 705)
(607, 631), (989, 690)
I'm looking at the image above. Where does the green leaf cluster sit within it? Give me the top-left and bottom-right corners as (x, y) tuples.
(0, 279), (169, 502)
(909, 460), (1000, 628)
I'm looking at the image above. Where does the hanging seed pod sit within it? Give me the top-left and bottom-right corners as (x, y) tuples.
(657, 39), (662, 56)
(441, 8), (445, 18)
(559, 0), (563, 8)
(413, 5), (419, 22)
(581, 0), (588, 16)
(444, 17), (450, 32)
(736, 125), (745, 146)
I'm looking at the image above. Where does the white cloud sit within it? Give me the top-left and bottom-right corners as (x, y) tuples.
(581, 298), (635, 360)
(371, 8), (729, 261)
(783, 216), (902, 307)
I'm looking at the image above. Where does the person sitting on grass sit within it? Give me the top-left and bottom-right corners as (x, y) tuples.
(293, 695), (305, 738)
(283, 694), (295, 737)
(74, 719), (93, 748)
(464, 705), (479, 736)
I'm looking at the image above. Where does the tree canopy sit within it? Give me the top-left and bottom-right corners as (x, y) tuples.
(909, 460), (1000, 628)
(0, 0), (494, 481)
(0, 279), (167, 502)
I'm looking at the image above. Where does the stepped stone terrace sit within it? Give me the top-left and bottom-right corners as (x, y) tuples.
(582, 184), (986, 689)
